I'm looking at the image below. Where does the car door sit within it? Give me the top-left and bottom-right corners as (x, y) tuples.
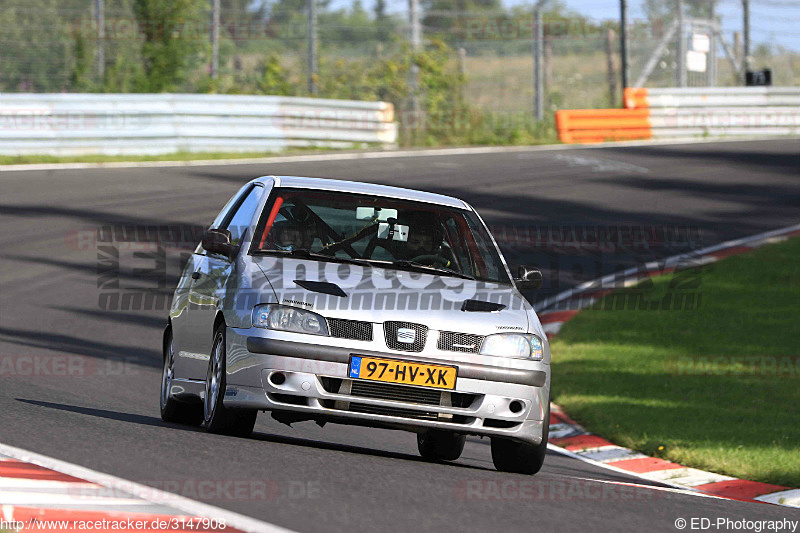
(172, 184), (251, 380)
(183, 184), (265, 379)
(169, 252), (205, 379)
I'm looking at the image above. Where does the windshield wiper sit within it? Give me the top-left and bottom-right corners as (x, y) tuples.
(390, 260), (476, 281)
(253, 248), (371, 267)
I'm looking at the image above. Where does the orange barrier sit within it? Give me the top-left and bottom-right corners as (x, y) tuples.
(557, 87), (800, 143)
(555, 107), (651, 143)
(624, 87), (649, 109)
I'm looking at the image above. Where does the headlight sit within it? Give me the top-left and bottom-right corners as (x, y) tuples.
(480, 333), (544, 360)
(252, 304), (329, 336)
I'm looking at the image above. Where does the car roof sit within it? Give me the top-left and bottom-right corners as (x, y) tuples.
(251, 176), (469, 209)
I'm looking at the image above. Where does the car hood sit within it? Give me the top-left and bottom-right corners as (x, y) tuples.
(249, 256), (532, 335)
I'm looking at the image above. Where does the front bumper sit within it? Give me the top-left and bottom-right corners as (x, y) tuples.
(224, 327), (550, 444)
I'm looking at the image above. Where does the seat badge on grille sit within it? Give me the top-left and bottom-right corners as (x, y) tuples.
(397, 328), (416, 344)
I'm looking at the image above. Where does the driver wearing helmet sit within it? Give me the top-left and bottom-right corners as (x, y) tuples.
(405, 224), (440, 258)
(271, 219), (310, 252)
(402, 220), (454, 268)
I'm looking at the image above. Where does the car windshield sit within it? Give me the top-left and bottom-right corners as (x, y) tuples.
(250, 187), (511, 284)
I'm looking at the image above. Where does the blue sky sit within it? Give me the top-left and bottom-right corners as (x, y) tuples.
(554, 0), (800, 52)
(357, 0), (800, 52)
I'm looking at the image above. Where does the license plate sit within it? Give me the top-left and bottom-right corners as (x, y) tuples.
(348, 356), (457, 390)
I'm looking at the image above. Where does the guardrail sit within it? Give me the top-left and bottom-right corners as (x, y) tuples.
(556, 87), (800, 143)
(554, 108), (651, 144)
(0, 94), (397, 156)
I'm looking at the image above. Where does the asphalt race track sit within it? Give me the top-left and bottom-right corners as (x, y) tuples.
(1, 139), (799, 532)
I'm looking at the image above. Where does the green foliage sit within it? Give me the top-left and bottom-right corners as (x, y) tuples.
(102, 51), (146, 93)
(0, 0), (75, 91)
(258, 54), (295, 95)
(133, 0), (206, 92)
(69, 31), (96, 92)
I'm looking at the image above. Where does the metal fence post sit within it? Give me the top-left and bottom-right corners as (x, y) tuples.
(677, 0), (686, 87)
(606, 29), (617, 106)
(533, 0), (547, 121)
(211, 0), (220, 80)
(308, 0), (318, 95)
(409, 0), (421, 139)
(94, 0), (104, 79)
(742, 0), (751, 83)
(620, 0), (629, 91)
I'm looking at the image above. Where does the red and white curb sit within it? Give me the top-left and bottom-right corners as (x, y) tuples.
(0, 443), (294, 533)
(539, 223), (800, 508)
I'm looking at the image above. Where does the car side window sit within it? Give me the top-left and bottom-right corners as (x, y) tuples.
(220, 185), (264, 248)
(210, 184), (251, 229)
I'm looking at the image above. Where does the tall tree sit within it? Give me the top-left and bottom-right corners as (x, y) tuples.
(133, 0), (204, 92)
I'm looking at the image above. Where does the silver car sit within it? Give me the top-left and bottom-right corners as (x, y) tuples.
(161, 176), (551, 474)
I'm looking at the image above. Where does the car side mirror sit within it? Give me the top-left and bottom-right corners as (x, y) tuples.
(514, 265), (542, 291)
(202, 228), (234, 260)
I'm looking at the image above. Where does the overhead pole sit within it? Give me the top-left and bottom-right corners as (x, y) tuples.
(95, 0), (104, 79)
(677, 0), (686, 87)
(620, 0), (629, 91)
(211, 0), (220, 79)
(307, 0), (318, 94)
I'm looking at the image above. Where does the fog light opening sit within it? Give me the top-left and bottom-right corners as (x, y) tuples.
(270, 372), (286, 386)
(509, 400), (524, 414)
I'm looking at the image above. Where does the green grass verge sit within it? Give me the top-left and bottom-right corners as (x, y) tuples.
(0, 146), (366, 166)
(551, 237), (800, 487)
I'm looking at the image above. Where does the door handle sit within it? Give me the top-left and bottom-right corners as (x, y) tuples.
(191, 271), (201, 280)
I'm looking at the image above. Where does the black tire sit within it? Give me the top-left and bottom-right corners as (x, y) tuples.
(417, 430), (466, 462)
(490, 401), (549, 475)
(160, 327), (203, 426)
(203, 323), (258, 437)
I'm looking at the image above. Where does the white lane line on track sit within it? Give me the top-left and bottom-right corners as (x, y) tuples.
(1, 136), (795, 173)
(0, 442), (298, 533)
(547, 443), (725, 499)
(566, 475), (725, 501)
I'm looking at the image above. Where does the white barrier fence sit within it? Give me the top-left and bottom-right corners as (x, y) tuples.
(626, 87), (800, 139)
(0, 94), (397, 156)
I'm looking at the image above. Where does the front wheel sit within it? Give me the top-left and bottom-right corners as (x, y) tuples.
(490, 402), (549, 475)
(417, 430), (466, 462)
(160, 327), (203, 426)
(204, 324), (257, 437)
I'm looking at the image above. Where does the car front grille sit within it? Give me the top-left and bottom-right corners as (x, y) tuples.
(438, 331), (484, 353)
(350, 380), (442, 406)
(348, 403), (440, 421)
(327, 318), (373, 341)
(384, 321), (427, 352)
